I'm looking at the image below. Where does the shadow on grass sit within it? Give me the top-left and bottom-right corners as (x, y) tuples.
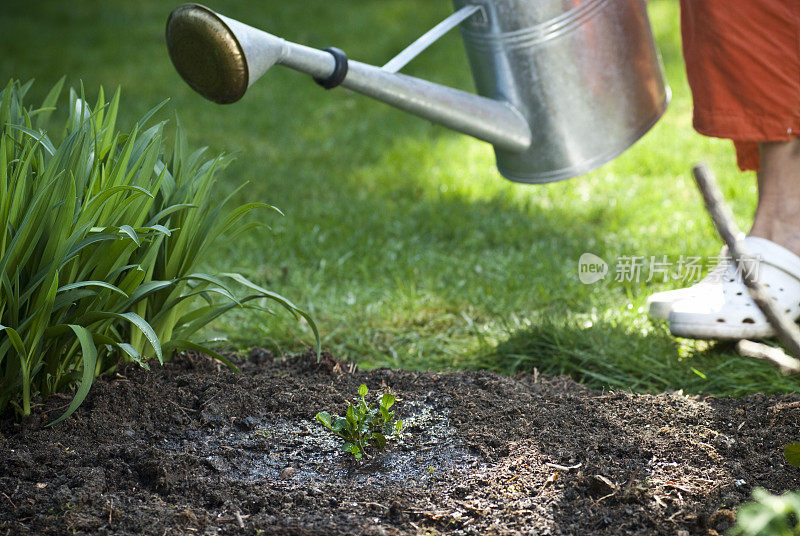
(480, 316), (799, 397)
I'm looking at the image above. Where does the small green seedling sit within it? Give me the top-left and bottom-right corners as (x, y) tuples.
(316, 384), (403, 460)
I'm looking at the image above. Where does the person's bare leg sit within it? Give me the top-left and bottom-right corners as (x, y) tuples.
(749, 139), (800, 257)
(648, 139), (800, 320)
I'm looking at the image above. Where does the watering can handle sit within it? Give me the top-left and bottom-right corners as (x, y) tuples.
(381, 5), (485, 74)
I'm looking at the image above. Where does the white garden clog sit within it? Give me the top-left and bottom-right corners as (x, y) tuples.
(667, 237), (800, 340)
(646, 251), (730, 320)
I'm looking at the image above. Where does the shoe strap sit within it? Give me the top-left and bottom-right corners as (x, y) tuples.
(743, 237), (800, 281)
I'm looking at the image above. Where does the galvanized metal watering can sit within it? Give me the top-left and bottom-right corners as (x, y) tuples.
(165, 0), (669, 183)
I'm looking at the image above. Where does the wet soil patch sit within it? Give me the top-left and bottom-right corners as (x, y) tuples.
(2, 350), (800, 535)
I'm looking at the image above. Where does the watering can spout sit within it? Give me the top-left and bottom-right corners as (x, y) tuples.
(165, 3), (533, 153)
(166, 4), (287, 105)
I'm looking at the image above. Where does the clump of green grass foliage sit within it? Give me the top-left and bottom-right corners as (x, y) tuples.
(0, 78), (318, 424)
(731, 488), (800, 536)
(316, 384), (403, 460)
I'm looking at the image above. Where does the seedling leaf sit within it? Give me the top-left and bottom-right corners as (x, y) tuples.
(332, 417), (348, 433)
(316, 411), (332, 429)
(785, 442), (800, 467)
(380, 393), (395, 410)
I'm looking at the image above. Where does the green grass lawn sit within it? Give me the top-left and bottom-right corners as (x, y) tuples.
(3, 0), (797, 396)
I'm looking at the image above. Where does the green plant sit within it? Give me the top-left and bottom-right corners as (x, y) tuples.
(785, 443), (800, 467)
(0, 78), (319, 423)
(730, 488), (800, 536)
(315, 384), (403, 460)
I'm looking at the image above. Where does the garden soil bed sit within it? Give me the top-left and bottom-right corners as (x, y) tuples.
(2, 351), (800, 535)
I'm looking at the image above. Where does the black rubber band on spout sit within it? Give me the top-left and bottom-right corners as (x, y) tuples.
(314, 47), (349, 89)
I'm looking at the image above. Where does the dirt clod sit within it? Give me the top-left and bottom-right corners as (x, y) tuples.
(280, 467), (297, 480)
(590, 475), (617, 497)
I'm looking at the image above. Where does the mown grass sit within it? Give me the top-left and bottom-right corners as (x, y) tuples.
(3, 0), (797, 396)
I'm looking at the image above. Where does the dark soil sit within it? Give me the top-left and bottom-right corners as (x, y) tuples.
(2, 351), (800, 535)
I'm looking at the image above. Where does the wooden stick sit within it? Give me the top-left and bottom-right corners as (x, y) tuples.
(692, 163), (800, 372)
(735, 340), (800, 374)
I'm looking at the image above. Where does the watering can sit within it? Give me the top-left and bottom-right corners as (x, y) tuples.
(165, 1), (668, 183)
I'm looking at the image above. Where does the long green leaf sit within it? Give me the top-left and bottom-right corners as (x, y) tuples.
(34, 75), (65, 129)
(162, 339), (238, 372)
(0, 324), (27, 358)
(5, 123), (56, 155)
(47, 325), (97, 426)
(57, 281), (128, 297)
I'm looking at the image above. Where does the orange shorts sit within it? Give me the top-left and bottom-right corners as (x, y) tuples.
(680, 0), (800, 171)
